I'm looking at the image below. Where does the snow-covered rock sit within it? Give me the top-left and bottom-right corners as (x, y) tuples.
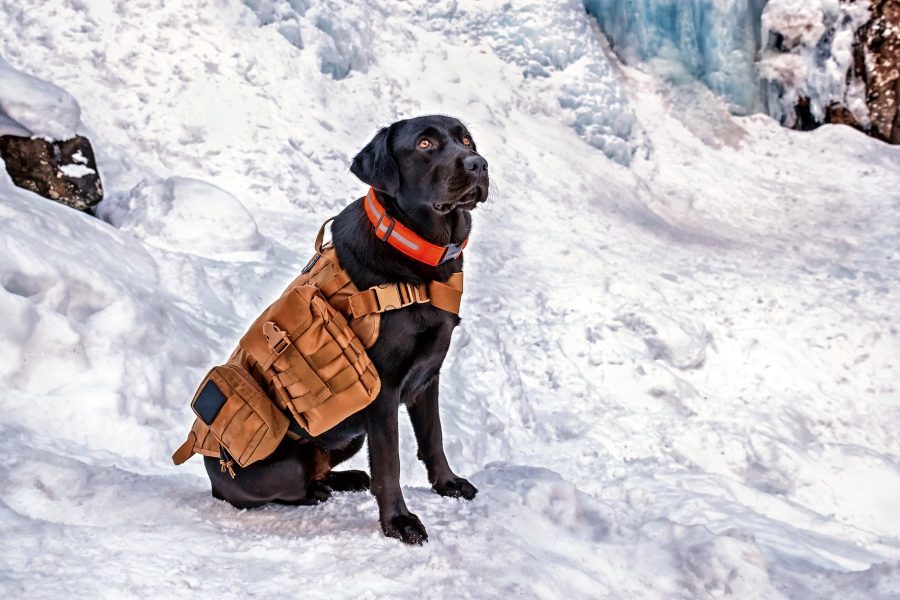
(859, 0), (900, 143)
(587, 0), (897, 146)
(0, 57), (103, 211)
(0, 135), (103, 212)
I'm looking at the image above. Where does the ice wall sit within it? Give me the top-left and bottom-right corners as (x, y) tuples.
(585, 0), (767, 114)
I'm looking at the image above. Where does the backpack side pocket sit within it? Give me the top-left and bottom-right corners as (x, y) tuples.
(190, 365), (289, 467)
(239, 285), (381, 437)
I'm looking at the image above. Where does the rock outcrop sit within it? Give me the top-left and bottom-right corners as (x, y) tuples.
(859, 0), (900, 143)
(0, 134), (103, 213)
(760, 0), (899, 144)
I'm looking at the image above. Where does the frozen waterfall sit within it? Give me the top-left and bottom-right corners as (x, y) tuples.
(584, 0), (767, 114)
(585, 0), (877, 133)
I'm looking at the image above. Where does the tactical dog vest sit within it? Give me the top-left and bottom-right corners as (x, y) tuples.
(172, 218), (464, 469)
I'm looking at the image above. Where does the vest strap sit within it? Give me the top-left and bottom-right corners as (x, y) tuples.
(347, 272), (464, 318)
(314, 216), (337, 253)
(171, 431), (197, 465)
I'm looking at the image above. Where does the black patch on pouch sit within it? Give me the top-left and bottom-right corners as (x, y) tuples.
(194, 380), (227, 425)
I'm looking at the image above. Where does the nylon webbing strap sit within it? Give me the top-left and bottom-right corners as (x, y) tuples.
(314, 216), (337, 253)
(428, 272), (464, 314)
(348, 272), (464, 318)
(172, 431), (197, 465)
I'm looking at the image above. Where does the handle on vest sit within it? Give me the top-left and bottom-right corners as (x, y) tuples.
(315, 216), (337, 254)
(172, 431), (197, 465)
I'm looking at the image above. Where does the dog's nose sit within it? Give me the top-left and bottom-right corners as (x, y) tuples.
(464, 155), (488, 173)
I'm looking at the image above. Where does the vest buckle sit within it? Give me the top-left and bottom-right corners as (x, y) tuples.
(372, 282), (428, 312)
(263, 322), (292, 355)
(439, 242), (464, 264)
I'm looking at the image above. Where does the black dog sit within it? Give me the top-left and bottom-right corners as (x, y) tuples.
(205, 115), (488, 544)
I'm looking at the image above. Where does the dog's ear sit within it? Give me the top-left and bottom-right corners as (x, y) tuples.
(350, 125), (399, 195)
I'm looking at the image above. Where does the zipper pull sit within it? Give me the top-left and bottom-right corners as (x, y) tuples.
(219, 447), (237, 479)
(219, 459), (236, 479)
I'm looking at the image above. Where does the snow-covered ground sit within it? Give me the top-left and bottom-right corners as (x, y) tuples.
(1, 0), (899, 597)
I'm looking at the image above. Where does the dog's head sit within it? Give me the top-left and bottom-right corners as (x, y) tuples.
(351, 115), (489, 224)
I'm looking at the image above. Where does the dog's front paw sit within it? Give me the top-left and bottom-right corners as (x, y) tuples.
(382, 512), (428, 545)
(433, 477), (478, 500)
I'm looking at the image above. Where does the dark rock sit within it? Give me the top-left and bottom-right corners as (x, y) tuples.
(762, 1), (899, 144)
(0, 134), (103, 213)
(825, 103), (866, 129)
(859, 0), (900, 143)
(795, 97), (820, 131)
(816, 0), (899, 143)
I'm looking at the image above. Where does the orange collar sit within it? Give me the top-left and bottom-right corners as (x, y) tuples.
(363, 187), (468, 266)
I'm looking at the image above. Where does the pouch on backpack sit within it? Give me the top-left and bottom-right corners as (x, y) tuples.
(190, 364), (289, 467)
(238, 285), (381, 436)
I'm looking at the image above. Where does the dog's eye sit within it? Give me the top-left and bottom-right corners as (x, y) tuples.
(417, 138), (432, 149)
(462, 136), (472, 147)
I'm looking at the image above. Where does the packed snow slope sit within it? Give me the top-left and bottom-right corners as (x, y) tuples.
(1, 1), (899, 598)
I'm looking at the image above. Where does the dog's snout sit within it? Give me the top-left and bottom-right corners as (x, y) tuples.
(464, 155), (488, 173)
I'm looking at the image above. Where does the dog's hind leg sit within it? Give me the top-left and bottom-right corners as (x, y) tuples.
(325, 434), (366, 467)
(320, 434), (371, 492)
(203, 440), (317, 508)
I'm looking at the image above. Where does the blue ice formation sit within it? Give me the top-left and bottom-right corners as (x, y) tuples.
(242, 0), (307, 49)
(584, 0), (767, 114)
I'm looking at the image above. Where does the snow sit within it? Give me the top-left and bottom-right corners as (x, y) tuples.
(0, 111), (30, 138)
(0, 55), (82, 139)
(243, 0), (642, 164)
(58, 163), (96, 178)
(422, 0), (644, 164)
(759, 0), (873, 127)
(97, 177), (268, 258)
(241, 0), (375, 78)
(2, 0), (900, 598)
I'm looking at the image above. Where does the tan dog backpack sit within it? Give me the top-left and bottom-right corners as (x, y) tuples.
(172, 219), (464, 472)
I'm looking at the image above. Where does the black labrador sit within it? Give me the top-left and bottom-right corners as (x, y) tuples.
(205, 115), (489, 544)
